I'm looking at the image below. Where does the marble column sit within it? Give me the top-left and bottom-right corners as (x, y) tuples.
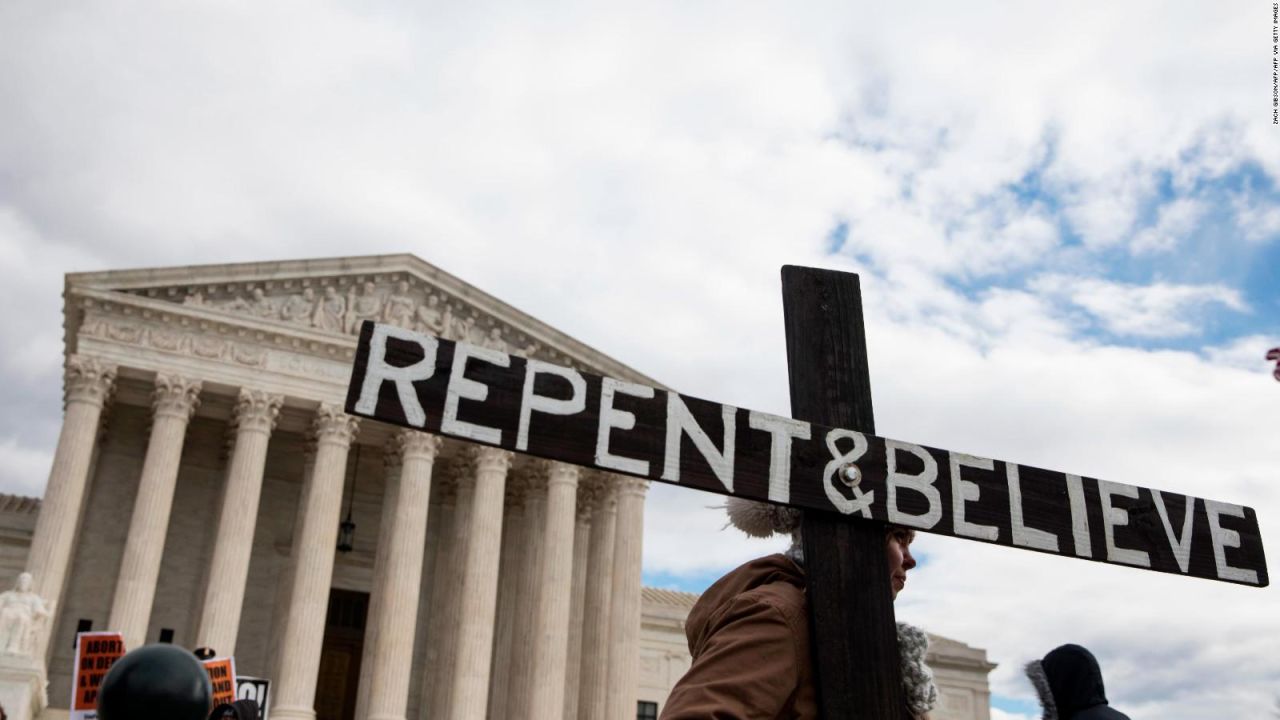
(108, 373), (202, 650)
(528, 462), (580, 720)
(486, 476), (527, 717)
(561, 482), (594, 720)
(448, 447), (512, 720)
(504, 471), (547, 719)
(366, 431), (442, 720)
(195, 388), (283, 657)
(355, 446), (402, 720)
(605, 476), (648, 720)
(421, 464), (472, 720)
(27, 355), (116, 661)
(576, 475), (617, 720)
(271, 405), (360, 720)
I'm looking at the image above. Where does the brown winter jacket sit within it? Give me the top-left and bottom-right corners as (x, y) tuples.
(661, 554), (923, 720)
(661, 554), (815, 719)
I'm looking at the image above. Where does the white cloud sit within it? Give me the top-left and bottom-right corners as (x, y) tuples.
(1231, 188), (1280, 243)
(1130, 197), (1206, 254)
(0, 439), (52, 499)
(1032, 274), (1247, 338)
(1203, 335), (1280, 373)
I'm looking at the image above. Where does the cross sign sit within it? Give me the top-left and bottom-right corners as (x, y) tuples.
(345, 265), (1268, 718)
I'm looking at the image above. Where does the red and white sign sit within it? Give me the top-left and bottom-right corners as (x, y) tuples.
(70, 631), (125, 720)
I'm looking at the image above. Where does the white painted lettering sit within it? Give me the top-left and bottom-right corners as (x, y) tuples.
(1097, 480), (1151, 567)
(1151, 490), (1195, 574)
(1204, 500), (1259, 584)
(1007, 464), (1059, 552)
(355, 324), (438, 428)
(594, 377), (655, 475)
(441, 343), (510, 445)
(1064, 474), (1092, 558)
(948, 453), (998, 541)
(662, 395), (736, 492)
(821, 428), (872, 517)
(516, 360), (587, 451)
(748, 412), (811, 504)
(885, 440), (942, 530)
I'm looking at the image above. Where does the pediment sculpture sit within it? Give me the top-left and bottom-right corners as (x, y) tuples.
(172, 278), (541, 358)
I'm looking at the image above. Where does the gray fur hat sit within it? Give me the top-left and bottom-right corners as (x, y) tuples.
(724, 496), (801, 537)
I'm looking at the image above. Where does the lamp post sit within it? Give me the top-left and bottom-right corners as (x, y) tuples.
(337, 444), (360, 553)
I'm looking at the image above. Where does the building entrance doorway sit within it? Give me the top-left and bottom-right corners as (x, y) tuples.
(315, 588), (369, 720)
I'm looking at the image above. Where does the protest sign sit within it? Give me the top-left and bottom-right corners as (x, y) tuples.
(202, 656), (238, 708)
(70, 631), (125, 720)
(236, 676), (271, 720)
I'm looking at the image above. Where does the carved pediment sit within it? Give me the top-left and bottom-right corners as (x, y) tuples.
(64, 256), (653, 384)
(128, 275), (541, 358)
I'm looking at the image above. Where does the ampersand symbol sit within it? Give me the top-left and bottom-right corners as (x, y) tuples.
(822, 428), (875, 518)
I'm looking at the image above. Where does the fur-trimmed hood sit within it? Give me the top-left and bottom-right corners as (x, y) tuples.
(1025, 644), (1129, 720)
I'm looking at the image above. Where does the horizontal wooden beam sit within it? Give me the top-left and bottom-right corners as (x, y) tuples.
(344, 321), (1268, 587)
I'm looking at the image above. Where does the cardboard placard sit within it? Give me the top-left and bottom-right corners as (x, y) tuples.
(202, 656), (238, 707)
(70, 631), (126, 719)
(236, 676), (271, 720)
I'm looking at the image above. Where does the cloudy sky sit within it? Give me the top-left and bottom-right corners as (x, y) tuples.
(2, 1), (1278, 718)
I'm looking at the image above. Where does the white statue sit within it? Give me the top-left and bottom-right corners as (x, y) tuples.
(345, 281), (383, 333)
(280, 287), (317, 325)
(312, 286), (346, 333)
(414, 294), (446, 335)
(481, 327), (510, 352)
(383, 280), (416, 328)
(0, 573), (51, 656)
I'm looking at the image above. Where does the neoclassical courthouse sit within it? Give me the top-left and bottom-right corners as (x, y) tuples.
(0, 255), (995, 720)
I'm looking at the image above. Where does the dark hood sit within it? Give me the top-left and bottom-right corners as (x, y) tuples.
(1027, 644), (1109, 719)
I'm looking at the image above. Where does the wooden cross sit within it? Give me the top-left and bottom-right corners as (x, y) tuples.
(783, 266), (906, 718)
(344, 265), (1268, 717)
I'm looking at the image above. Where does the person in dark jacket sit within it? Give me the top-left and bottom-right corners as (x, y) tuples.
(208, 700), (260, 720)
(1025, 644), (1131, 720)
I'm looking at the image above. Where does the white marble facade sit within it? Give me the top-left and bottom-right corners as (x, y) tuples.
(7, 254), (995, 720)
(18, 255), (663, 720)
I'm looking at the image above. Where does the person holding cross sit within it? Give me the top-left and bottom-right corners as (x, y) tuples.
(660, 499), (937, 720)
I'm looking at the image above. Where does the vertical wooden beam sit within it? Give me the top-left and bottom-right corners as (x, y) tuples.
(781, 265), (908, 720)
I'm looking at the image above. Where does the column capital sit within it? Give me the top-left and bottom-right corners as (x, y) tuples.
(152, 373), (202, 421)
(233, 388), (284, 434)
(614, 474), (649, 499)
(64, 355), (117, 407)
(466, 445), (512, 476)
(576, 477), (604, 521)
(313, 403), (360, 447)
(524, 465), (549, 495)
(433, 471), (459, 507)
(504, 471), (530, 508)
(530, 459), (581, 490)
(382, 437), (404, 472)
(581, 472), (618, 514)
(395, 429), (442, 461)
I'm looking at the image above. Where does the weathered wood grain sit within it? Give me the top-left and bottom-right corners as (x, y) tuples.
(783, 265), (907, 719)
